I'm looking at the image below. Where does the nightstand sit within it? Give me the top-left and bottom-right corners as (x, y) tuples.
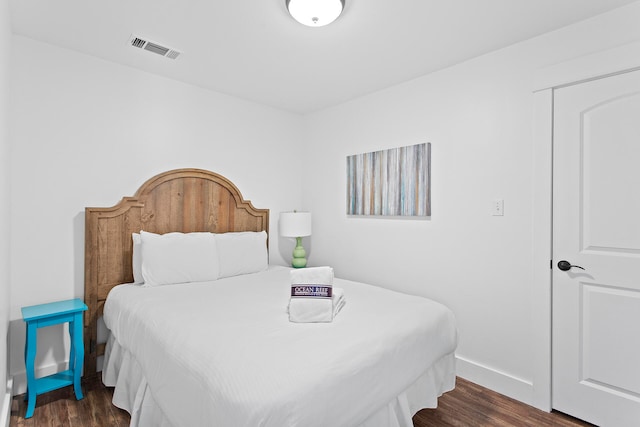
(21, 298), (88, 418)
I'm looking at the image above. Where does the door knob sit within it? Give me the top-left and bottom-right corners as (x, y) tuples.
(557, 260), (585, 271)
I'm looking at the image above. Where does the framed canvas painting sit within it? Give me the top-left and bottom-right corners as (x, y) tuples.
(346, 143), (431, 217)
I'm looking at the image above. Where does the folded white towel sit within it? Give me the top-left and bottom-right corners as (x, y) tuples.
(290, 266), (334, 285)
(288, 287), (345, 323)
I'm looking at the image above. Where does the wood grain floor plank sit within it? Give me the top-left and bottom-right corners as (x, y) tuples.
(413, 377), (595, 427)
(10, 377), (129, 427)
(12, 376), (594, 426)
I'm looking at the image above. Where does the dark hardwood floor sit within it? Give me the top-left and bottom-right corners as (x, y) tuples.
(11, 376), (594, 426)
(10, 377), (130, 427)
(414, 377), (595, 427)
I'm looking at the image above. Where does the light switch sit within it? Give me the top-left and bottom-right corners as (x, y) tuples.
(492, 199), (504, 216)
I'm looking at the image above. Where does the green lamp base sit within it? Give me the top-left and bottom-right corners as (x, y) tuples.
(291, 236), (307, 268)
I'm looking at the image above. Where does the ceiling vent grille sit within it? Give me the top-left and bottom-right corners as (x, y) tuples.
(128, 35), (181, 60)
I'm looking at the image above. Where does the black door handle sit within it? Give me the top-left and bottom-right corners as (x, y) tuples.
(557, 260), (585, 271)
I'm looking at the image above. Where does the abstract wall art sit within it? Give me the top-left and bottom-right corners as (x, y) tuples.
(346, 142), (431, 217)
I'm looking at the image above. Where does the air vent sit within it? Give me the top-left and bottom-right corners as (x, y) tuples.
(128, 35), (181, 60)
(130, 37), (146, 48)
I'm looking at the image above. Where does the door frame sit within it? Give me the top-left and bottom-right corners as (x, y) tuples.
(531, 40), (640, 411)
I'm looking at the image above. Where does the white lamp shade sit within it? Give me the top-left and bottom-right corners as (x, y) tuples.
(279, 212), (312, 237)
(286, 0), (344, 27)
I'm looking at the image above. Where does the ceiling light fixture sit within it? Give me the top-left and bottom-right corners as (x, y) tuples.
(286, 0), (345, 27)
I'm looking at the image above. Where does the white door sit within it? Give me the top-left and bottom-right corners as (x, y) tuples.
(552, 69), (640, 426)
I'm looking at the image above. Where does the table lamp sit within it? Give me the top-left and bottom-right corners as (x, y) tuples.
(279, 211), (312, 268)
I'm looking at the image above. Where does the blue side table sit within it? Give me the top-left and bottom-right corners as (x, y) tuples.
(21, 298), (88, 418)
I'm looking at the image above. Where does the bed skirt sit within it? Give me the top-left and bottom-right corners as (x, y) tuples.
(102, 333), (456, 427)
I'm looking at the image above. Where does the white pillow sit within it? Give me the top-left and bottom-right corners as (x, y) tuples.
(140, 231), (220, 286)
(132, 232), (144, 284)
(216, 231), (268, 278)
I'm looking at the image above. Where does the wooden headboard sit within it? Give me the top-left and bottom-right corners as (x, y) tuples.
(84, 168), (269, 377)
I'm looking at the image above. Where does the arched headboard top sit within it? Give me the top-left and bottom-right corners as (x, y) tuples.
(84, 168), (269, 376)
(134, 168), (255, 209)
(87, 168), (269, 232)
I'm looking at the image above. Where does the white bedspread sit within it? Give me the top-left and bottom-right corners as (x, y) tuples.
(102, 267), (457, 427)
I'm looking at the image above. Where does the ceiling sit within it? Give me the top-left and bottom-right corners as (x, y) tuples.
(9, 0), (638, 114)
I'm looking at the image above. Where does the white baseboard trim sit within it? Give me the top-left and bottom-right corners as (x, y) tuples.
(455, 355), (535, 408)
(11, 361), (69, 396)
(12, 356), (104, 397)
(1, 377), (12, 427)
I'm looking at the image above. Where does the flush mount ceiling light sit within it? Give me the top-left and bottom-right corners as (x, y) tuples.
(286, 0), (345, 27)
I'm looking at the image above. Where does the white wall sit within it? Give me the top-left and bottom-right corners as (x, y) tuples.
(302, 2), (640, 406)
(0, 0), (11, 424)
(8, 36), (305, 391)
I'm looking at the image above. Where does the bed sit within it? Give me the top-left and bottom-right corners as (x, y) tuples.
(84, 168), (458, 427)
